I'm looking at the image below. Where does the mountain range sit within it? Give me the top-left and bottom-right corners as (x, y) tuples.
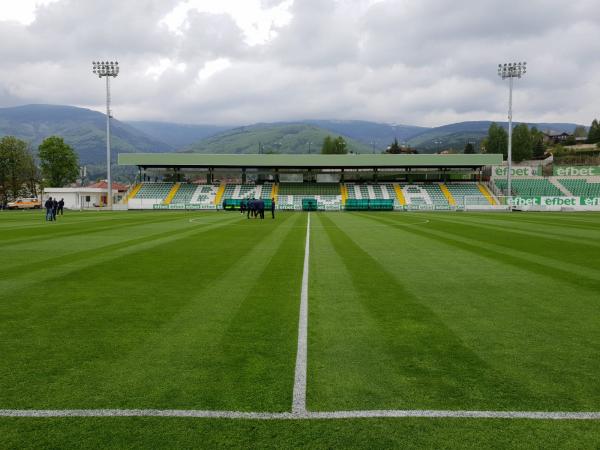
(0, 104), (172, 164)
(0, 104), (585, 166)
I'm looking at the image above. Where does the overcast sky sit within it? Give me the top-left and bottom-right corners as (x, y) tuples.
(0, 0), (598, 126)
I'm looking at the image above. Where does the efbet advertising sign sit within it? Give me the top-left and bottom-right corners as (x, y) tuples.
(553, 166), (600, 176)
(492, 165), (542, 177)
(509, 196), (600, 206)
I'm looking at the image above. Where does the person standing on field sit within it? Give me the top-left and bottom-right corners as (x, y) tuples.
(52, 199), (58, 221)
(247, 198), (254, 219)
(271, 197), (275, 219)
(45, 197), (53, 221)
(58, 198), (65, 215)
(257, 199), (265, 219)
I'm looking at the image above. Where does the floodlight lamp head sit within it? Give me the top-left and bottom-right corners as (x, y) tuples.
(498, 61), (528, 79)
(92, 60), (120, 77)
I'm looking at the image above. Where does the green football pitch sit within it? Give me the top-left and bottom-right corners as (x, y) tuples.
(1, 210), (599, 448)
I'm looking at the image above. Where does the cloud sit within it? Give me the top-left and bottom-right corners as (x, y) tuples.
(0, 0), (598, 127)
(178, 10), (249, 62)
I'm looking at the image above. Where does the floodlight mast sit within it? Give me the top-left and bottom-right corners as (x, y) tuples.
(92, 61), (120, 209)
(497, 61), (526, 206)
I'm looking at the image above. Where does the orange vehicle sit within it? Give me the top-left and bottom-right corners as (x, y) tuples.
(6, 198), (42, 210)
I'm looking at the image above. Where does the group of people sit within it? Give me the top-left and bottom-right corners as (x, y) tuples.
(44, 197), (64, 221)
(240, 197), (276, 219)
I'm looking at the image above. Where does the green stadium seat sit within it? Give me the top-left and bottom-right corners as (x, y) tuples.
(558, 179), (600, 197)
(445, 183), (487, 206)
(133, 183), (174, 200)
(494, 179), (562, 197)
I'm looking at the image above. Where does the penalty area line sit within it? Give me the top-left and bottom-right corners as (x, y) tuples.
(1, 409), (599, 420)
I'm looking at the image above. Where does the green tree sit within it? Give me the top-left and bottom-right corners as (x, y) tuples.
(588, 119), (600, 144)
(573, 125), (587, 139)
(464, 142), (475, 154)
(532, 138), (546, 159)
(0, 136), (31, 203)
(321, 136), (333, 154)
(530, 126), (546, 159)
(332, 136), (348, 154)
(22, 148), (40, 197)
(38, 136), (79, 187)
(486, 122), (508, 158)
(565, 135), (576, 146)
(321, 135), (348, 154)
(386, 138), (402, 154)
(512, 123), (533, 163)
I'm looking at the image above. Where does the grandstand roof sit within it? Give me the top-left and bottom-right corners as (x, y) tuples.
(118, 153), (502, 169)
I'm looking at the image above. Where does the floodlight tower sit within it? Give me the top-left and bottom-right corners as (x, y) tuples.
(497, 61), (526, 202)
(92, 61), (120, 209)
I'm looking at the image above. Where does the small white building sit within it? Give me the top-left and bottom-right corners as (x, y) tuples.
(43, 182), (128, 209)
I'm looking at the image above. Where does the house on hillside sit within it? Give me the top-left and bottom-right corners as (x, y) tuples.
(544, 131), (572, 144)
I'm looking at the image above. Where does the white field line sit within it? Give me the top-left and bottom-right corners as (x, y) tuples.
(292, 212), (310, 414)
(1, 409), (599, 420)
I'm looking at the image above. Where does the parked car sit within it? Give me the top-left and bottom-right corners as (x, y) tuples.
(6, 198), (42, 209)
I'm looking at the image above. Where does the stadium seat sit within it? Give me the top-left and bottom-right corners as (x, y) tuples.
(494, 179), (562, 197)
(558, 179), (600, 197)
(445, 183), (488, 206)
(133, 183), (174, 200)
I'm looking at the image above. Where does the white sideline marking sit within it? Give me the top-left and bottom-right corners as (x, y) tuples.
(292, 212), (310, 414)
(1, 409), (599, 420)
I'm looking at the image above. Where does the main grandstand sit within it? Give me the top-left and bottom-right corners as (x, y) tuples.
(118, 153), (600, 211)
(119, 153), (503, 211)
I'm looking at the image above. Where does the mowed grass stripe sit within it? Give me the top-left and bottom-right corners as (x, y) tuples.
(324, 212), (600, 410)
(360, 212), (600, 292)
(3, 417), (600, 449)
(308, 213), (536, 411)
(419, 212), (600, 257)
(0, 212), (239, 279)
(0, 212), (191, 248)
(0, 212), (304, 410)
(0, 211), (162, 229)
(424, 213), (600, 250)
(0, 213), (243, 294)
(453, 211), (600, 231)
(76, 212), (305, 411)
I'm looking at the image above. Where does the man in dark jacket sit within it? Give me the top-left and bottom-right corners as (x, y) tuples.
(52, 199), (58, 221)
(58, 198), (65, 215)
(271, 197), (276, 219)
(247, 198), (254, 219)
(45, 197), (53, 221)
(257, 199), (265, 219)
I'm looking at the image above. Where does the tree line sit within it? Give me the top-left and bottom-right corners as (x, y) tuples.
(0, 136), (79, 204)
(483, 118), (600, 163)
(482, 123), (546, 162)
(320, 136), (420, 154)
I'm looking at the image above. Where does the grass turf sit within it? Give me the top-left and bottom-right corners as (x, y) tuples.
(1, 209), (599, 447)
